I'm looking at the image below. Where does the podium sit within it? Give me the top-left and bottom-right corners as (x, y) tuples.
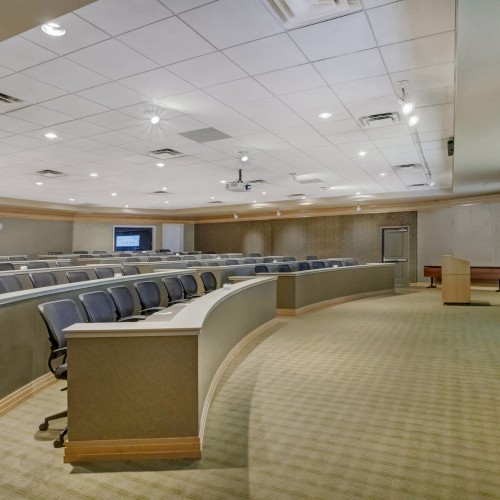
(441, 255), (470, 304)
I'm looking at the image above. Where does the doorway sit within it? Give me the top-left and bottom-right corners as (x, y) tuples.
(381, 226), (410, 287)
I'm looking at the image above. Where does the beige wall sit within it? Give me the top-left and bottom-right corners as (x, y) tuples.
(195, 212), (418, 281)
(0, 218), (72, 258)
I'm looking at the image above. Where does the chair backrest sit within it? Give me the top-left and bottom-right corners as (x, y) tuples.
(8, 256), (27, 261)
(48, 251), (63, 255)
(278, 264), (292, 272)
(79, 291), (117, 323)
(255, 265), (269, 273)
(283, 256), (296, 261)
(134, 281), (162, 310)
(249, 253), (261, 257)
(95, 267), (115, 279)
(0, 262), (14, 271)
(28, 261), (50, 269)
(167, 256), (182, 261)
(147, 257), (161, 262)
(159, 249), (171, 253)
(93, 250), (106, 254)
(30, 272), (58, 288)
(311, 261), (326, 269)
(225, 259), (238, 265)
(126, 257), (140, 262)
(243, 258), (256, 264)
(119, 253), (131, 257)
(162, 276), (185, 303)
(0, 275), (23, 293)
(178, 274), (199, 297)
(66, 271), (90, 283)
(298, 261), (311, 271)
(56, 261), (70, 267)
(200, 271), (217, 293)
(38, 299), (86, 355)
(73, 251), (88, 254)
(306, 255), (317, 260)
(122, 265), (140, 276)
(107, 286), (136, 319)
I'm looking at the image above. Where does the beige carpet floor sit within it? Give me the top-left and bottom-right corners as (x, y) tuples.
(1, 288), (499, 499)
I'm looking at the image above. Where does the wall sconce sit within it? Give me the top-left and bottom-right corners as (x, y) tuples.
(233, 213), (239, 219)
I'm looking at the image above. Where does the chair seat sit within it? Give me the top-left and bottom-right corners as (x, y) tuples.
(54, 363), (67, 380)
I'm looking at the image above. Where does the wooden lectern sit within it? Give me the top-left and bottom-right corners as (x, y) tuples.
(441, 255), (470, 304)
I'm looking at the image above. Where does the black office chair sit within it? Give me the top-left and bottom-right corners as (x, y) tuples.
(249, 253), (261, 257)
(162, 276), (189, 305)
(329, 260), (344, 267)
(133, 281), (165, 314)
(312, 261), (326, 269)
(8, 256), (27, 261)
(107, 286), (146, 321)
(179, 274), (202, 299)
(126, 257), (140, 262)
(278, 264), (292, 272)
(95, 267), (115, 279)
(225, 259), (238, 265)
(66, 271), (89, 283)
(30, 272), (58, 288)
(0, 275), (23, 293)
(0, 262), (14, 271)
(48, 251), (63, 255)
(200, 271), (217, 293)
(79, 291), (117, 323)
(122, 265), (140, 276)
(147, 257), (162, 262)
(306, 255), (317, 260)
(167, 256), (182, 261)
(28, 261), (50, 269)
(119, 253), (132, 257)
(283, 256), (296, 261)
(298, 261), (311, 271)
(73, 251), (88, 254)
(159, 248), (171, 253)
(243, 258), (256, 264)
(38, 299), (87, 448)
(255, 265), (269, 273)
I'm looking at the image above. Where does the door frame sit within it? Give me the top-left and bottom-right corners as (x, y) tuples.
(381, 226), (410, 286)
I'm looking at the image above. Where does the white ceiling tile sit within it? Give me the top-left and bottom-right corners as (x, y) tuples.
(332, 75), (394, 102)
(314, 48), (387, 85)
(215, 121), (267, 138)
(290, 13), (376, 61)
(314, 119), (361, 135)
(205, 78), (272, 106)
(327, 131), (370, 145)
(0, 66), (13, 78)
(0, 116), (40, 134)
(118, 102), (182, 122)
(296, 105), (352, 125)
(223, 34), (307, 76)
(188, 106), (246, 126)
(84, 111), (143, 130)
(253, 112), (305, 131)
(77, 82), (148, 108)
(67, 39), (158, 80)
(414, 104), (453, 133)
(279, 87), (344, 111)
(42, 94), (109, 119)
(255, 64), (326, 96)
(158, 0), (213, 14)
(77, 0), (172, 36)
(119, 68), (196, 99)
(45, 120), (110, 138)
(233, 97), (291, 118)
(118, 17), (215, 66)
(361, 0), (399, 8)
(180, 0), (283, 49)
(0, 73), (67, 103)
(8, 105), (74, 126)
(168, 52), (248, 88)
(21, 13), (110, 55)
(380, 32), (455, 73)
(160, 115), (208, 133)
(390, 63), (455, 92)
(0, 36), (56, 71)
(367, 0), (455, 46)
(343, 95), (400, 119)
(158, 90), (222, 114)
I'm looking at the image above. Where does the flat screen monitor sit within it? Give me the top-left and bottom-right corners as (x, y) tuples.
(114, 226), (153, 251)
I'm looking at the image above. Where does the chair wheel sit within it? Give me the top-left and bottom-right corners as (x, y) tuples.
(39, 422), (49, 431)
(53, 438), (64, 448)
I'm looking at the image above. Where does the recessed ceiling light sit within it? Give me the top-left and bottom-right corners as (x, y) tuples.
(402, 102), (415, 114)
(328, 186), (336, 190)
(358, 151), (367, 157)
(44, 132), (57, 139)
(111, 192), (117, 196)
(125, 205), (129, 208)
(300, 195), (306, 199)
(318, 112), (332, 119)
(41, 23), (65, 36)
(89, 172), (98, 178)
(429, 181), (436, 187)
(252, 200), (257, 203)
(356, 192), (361, 195)
(164, 200), (169, 204)
(156, 162), (164, 168)
(408, 115), (420, 126)
(68, 198), (75, 202)
(379, 172), (387, 176)
(220, 180), (226, 184)
(150, 116), (160, 125)
(210, 196), (215, 200)
(262, 191), (266, 195)
(35, 182), (43, 186)
(162, 187), (167, 191)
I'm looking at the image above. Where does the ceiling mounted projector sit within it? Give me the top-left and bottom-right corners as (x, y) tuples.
(226, 169), (252, 192)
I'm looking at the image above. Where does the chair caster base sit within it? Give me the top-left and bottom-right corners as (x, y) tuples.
(53, 438), (65, 448)
(39, 422), (49, 431)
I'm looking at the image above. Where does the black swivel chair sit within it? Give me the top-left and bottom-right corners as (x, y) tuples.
(8, 256), (27, 261)
(278, 264), (292, 272)
(79, 291), (117, 323)
(244, 258), (257, 264)
(162, 276), (189, 305)
(122, 265), (140, 276)
(48, 251), (63, 255)
(225, 259), (238, 265)
(133, 281), (165, 314)
(312, 261), (326, 269)
(0, 262), (14, 271)
(178, 274), (202, 299)
(95, 267), (115, 279)
(107, 286), (146, 321)
(0, 275), (23, 293)
(28, 261), (50, 269)
(38, 299), (87, 448)
(255, 265), (269, 273)
(66, 271), (90, 283)
(298, 261), (311, 271)
(306, 255), (317, 260)
(125, 257), (140, 262)
(249, 253), (261, 257)
(200, 271), (217, 293)
(30, 272), (58, 288)
(147, 257), (162, 262)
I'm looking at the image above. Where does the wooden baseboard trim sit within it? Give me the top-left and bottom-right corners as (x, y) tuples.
(198, 318), (278, 447)
(0, 373), (55, 417)
(64, 436), (201, 463)
(277, 289), (395, 316)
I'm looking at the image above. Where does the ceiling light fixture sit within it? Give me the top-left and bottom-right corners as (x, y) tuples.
(356, 192), (361, 195)
(125, 205), (129, 208)
(44, 132), (57, 139)
(318, 112), (332, 119)
(358, 151), (367, 157)
(240, 151), (249, 162)
(220, 180), (226, 184)
(35, 182), (43, 186)
(111, 192), (117, 197)
(252, 200), (257, 203)
(68, 198), (75, 202)
(156, 162), (164, 168)
(395, 80), (415, 115)
(262, 191), (266, 195)
(150, 116), (160, 125)
(164, 200), (169, 204)
(408, 115), (420, 126)
(356, 203), (361, 212)
(379, 172), (387, 176)
(276, 209), (281, 217)
(162, 187), (167, 191)
(89, 172), (98, 178)
(233, 213), (239, 219)
(41, 22), (65, 36)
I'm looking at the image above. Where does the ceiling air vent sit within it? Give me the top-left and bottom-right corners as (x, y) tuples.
(360, 112), (400, 128)
(294, 174), (322, 184)
(407, 183), (430, 189)
(0, 92), (25, 114)
(288, 193), (306, 198)
(0, 92), (22, 104)
(395, 163), (421, 169)
(179, 127), (230, 143)
(262, 0), (362, 29)
(207, 200), (223, 204)
(149, 148), (182, 156)
(151, 190), (173, 195)
(247, 179), (266, 184)
(35, 169), (65, 177)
